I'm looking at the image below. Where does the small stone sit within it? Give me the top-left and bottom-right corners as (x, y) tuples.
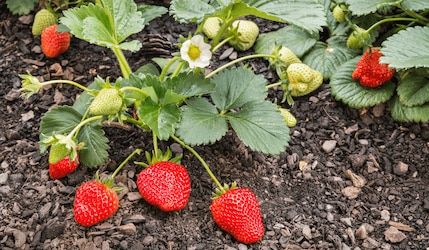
(127, 192), (142, 201)
(362, 237), (380, 249)
(0, 185), (11, 194)
(117, 223), (137, 235)
(340, 217), (352, 227)
(41, 223), (66, 241)
(302, 225), (312, 240)
(393, 161), (408, 176)
(322, 140), (337, 153)
(380, 210), (390, 221)
(237, 243), (248, 250)
(142, 235), (154, 245)
(347, 154), (367, 168)
(372, 103), (385, 117)
(12, 229), (27, 248)
(0, 172), (8, 184)
(384, 226), (406, 243)
(341, 186), (361, 199)
(326, 212), (334, 222)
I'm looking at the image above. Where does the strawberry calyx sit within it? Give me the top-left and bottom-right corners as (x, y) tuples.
(212, 182), (237, 199)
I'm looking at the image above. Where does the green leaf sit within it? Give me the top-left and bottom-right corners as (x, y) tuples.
(137, 5), (168, 25)
(211, 67), (267, 111)
(6, 0), (37, 15)
(170, 0), (215, 23)
(330, 57), (396, 108)
(137, 99), (181, 141)
(228, 100), (290, 155)
(380, 26), (429, 69)
(397, 72), (429, 107)
(165, 72), (214, 97)
(401, 0), (429, 11)
(77, 120), (110, 167)
(134, 63), (160, 76)
(242, 0), (326, 33)
(60, 0), (145, 51)
(345, 0), (399, 16)
(391, 96), (429, 123)
(39, 106), (109, 167)
(303, 37), (359, 80)
(255, 26), (318, 57)
(175, 98), (228, 145)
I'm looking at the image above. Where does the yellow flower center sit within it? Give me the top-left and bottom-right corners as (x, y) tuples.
(188, 44), (201, 61)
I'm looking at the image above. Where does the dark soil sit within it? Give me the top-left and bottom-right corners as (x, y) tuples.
(1, 2), (429, 250)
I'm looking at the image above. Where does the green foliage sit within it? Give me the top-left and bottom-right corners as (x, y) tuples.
(380, 26), (429, 69)
(6, 0), (38, 15)
(176, 67), (289, 154)
(60, 0), (146, 51)
(39, 106), (109, 167)
(170, 0), (326, 33)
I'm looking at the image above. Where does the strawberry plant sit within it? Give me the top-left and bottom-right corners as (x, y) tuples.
(19, 0), (329, 244)
(255, 0), (429, 122)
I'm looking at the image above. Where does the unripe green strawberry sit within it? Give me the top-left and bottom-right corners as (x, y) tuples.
(270, 46), (302, 80)
(32, 9), (57, 36)
(332, 5), (345, 23)
(347, 27), (370, 49)
(227, 20), (259, 51)
(202, 17), (223, 39)
(89, 88), (123, 116)
(287, 63), (323, 96)
(279, 108), (297, 127)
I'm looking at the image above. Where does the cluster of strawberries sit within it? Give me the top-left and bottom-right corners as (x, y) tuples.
(32, 9), (70, 58)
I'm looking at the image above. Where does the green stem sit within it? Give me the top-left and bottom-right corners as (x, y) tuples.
(211, 18), (234, 49)
(67, 115), (104, 140)
(205, 53), (274, 78)
(120, 86), (149, 97)
(111, 47), (132, 79)
(367, 17), (421, 33)
(171, 61), (185, 78)
(211, 36), (234, 54)
(111, 148), (142, 178)
(159, 57), (180, 81)
(170, 134), (223, 190)
(43, 80), (90, 92)
(403, 9), (429, 23)
(266, 81), (282, 89)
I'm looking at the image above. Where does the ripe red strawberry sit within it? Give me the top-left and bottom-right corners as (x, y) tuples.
(137, 161), (191, 212)
(48, 143), (79, 179)
(210, 187), (264, 244)
(41, 24), (71, 58)
(352, 48), (395, 88)
(74, 181), (119, 227)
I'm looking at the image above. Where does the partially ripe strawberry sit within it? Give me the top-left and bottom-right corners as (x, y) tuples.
(137, 161), (191, 212)
(210, 187), (264, 244)
(41, 24), (70, 58)
(74, 181), (119, 227)
(49, 143), (79, 179)
(202, 17), (223, 39)
(227, 20), (259, 51)
(32, 9), (57, 36)
(89, 88), (124, 116)
(352, 48), (395, 88)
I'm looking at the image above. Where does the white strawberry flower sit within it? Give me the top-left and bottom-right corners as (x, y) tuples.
(180, 35), (212, 69)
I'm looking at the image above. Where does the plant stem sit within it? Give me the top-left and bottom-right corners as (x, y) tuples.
(111, 47), (132, 79)
(67, 115), (104, 140)
(111, 148), (142, 178)
(211, 36), (234, 53)
(120, 86), (149, 97)
(205, 53), (274, 78)
(43, 80), (91, 92)
(159, 57), (180, 81)
(366, 17), (421, 33)
(170, 134), (224, 191)
(171, 61), (185, 78)
(266, 81), (282, 89)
